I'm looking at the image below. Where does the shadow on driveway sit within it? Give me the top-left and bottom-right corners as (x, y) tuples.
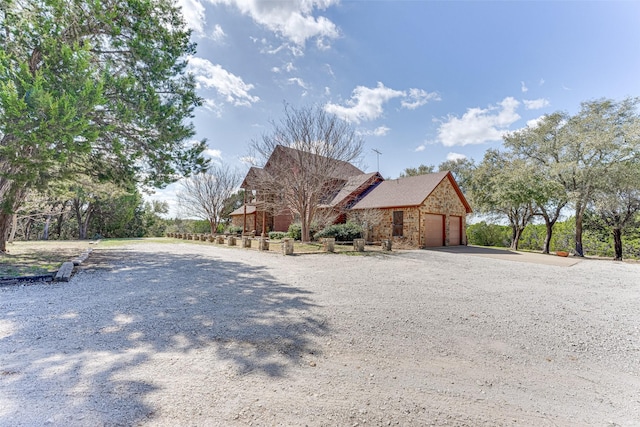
(0, 246), (328, 425)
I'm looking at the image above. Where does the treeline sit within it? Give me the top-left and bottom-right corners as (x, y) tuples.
(468, 219), (640, 259)
(406, 97), (640, 261)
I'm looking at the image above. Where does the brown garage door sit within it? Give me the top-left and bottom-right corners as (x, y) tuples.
(424, 214), (444, 247)
(449, 215), (461, 246)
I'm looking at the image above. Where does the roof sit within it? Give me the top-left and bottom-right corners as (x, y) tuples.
(240, 167), (270, 189)
(229, 204), (257, 216)
(351, 171), (472, 212)
(267, 145), (364, 180)
(321, 172), (382, 208)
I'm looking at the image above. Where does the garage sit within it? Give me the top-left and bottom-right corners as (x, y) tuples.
(449, 215), (462, 246)
(424, 214), (444, 247)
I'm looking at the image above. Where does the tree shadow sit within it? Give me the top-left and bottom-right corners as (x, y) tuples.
(0, 247), (328, 425)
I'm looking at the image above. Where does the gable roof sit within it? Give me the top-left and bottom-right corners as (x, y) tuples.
(321, 171), (383, 208)
(351, 171), (472, 213)
(267, 145), (364, 180)
(240, 166), (270, 189)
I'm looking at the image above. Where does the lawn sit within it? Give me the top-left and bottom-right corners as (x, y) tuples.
(0, 237), (386, 280)
(0, 240), (93, 279)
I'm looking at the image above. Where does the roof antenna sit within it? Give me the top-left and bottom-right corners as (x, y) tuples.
(372, 148), (382, 172)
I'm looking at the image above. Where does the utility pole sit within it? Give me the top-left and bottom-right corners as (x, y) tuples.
(372, 148), (382, 172)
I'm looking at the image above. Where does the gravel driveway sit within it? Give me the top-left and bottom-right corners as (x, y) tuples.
(1, 242), (639, 426)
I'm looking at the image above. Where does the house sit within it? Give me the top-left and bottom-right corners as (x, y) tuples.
(350, 171), (472, 247)
(230, 145), (472, 247)
(230, 145), (377, 234)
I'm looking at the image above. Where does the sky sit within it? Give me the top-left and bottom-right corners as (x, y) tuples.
(151, 0), (640, 216)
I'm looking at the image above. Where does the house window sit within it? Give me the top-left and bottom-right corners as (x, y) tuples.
(392, 211), (403, 237)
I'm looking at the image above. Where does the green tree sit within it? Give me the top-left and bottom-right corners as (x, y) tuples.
(472, 150), (537, 250)
(399, 164), (435, 178)
(503, 115), (570, 254)
(0, 0), (207, 252)
(504, 99), (640, 256)
(589, 161), (640, 260)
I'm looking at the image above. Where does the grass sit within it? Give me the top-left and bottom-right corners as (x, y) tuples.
(0, 236), (389, 279)
(0, 240), (93, 279)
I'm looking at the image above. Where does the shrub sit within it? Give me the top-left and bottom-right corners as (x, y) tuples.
(226, 225), (243, 235)
(315, 222), (363, 241)
(268, 231), (287, 240)
(287, 223), (302, 240)
(466, 222), (510, 247)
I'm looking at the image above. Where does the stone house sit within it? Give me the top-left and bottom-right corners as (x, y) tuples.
(350, 171), (472, 247)
(230, 146), (472, 246)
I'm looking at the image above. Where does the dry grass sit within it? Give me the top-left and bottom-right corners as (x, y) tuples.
(0, 240), (93, 278)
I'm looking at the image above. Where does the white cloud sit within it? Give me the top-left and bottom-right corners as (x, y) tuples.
(202, 98), (223, 117)
(210, 0), (340, 48)
(178, 0), (207, 34)
(523, 98), (550, 110)
(446, 152), (467, 161)
(373, 126), (390, 136)
(521, 81), (528, 93)
(324, 82), (405, 123)
(239, 155), (258, 166)
(188, 57), (259, 107)
(204, 148), (222, 158)
(526, 116), (545, 128)
(359, 126), (391, 137)
(437, 97), (521, 147)
(401, 88), (441, 110)
(288, 77), (308, 89)
(211, 24), (226, 42)
(414, 144), (426, 152)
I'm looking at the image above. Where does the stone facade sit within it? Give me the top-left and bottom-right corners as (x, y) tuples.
(369, 178), (468, 247)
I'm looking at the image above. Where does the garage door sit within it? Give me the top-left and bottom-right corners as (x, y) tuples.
(424, 214), (444, 247)
(449, 216), (461, 246)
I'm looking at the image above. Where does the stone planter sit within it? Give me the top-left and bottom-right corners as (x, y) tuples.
(322, 237), (335, 253)
(282, 238), (294, 255)
(258, 238), (269, 251)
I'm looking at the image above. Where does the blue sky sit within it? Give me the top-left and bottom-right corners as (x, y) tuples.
(153, 0), (640, 215)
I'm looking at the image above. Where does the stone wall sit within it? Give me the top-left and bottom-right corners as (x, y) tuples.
(368, 178), (469, 247)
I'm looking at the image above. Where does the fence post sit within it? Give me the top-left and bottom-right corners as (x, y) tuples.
(258, 238), (269, 251)
(282, 238), (294, 255)
(322, 237), (335, 252)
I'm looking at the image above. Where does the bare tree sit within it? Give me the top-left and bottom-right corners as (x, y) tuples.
(348, 209), (385, 242)
(177, 164), (242, 234)
(249, 104), (364, 242)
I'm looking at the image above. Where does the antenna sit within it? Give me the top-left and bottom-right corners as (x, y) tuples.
(372, 148), (382, 172)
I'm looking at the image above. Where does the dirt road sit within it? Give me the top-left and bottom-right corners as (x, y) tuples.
(1, 242), (639, 426)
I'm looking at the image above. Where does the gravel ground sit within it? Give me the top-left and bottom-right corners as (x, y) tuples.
(1, 242), (639, 426)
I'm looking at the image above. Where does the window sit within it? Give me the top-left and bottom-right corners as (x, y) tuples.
(392, 211), (403, 237)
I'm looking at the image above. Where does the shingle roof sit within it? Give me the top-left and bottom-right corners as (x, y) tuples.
(229, 204), (257, 216)
(240, 166), (270, 189)
(322, 172), (382, 208)
(271, 145), (364, 180)
(351, 171), (472, 212)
